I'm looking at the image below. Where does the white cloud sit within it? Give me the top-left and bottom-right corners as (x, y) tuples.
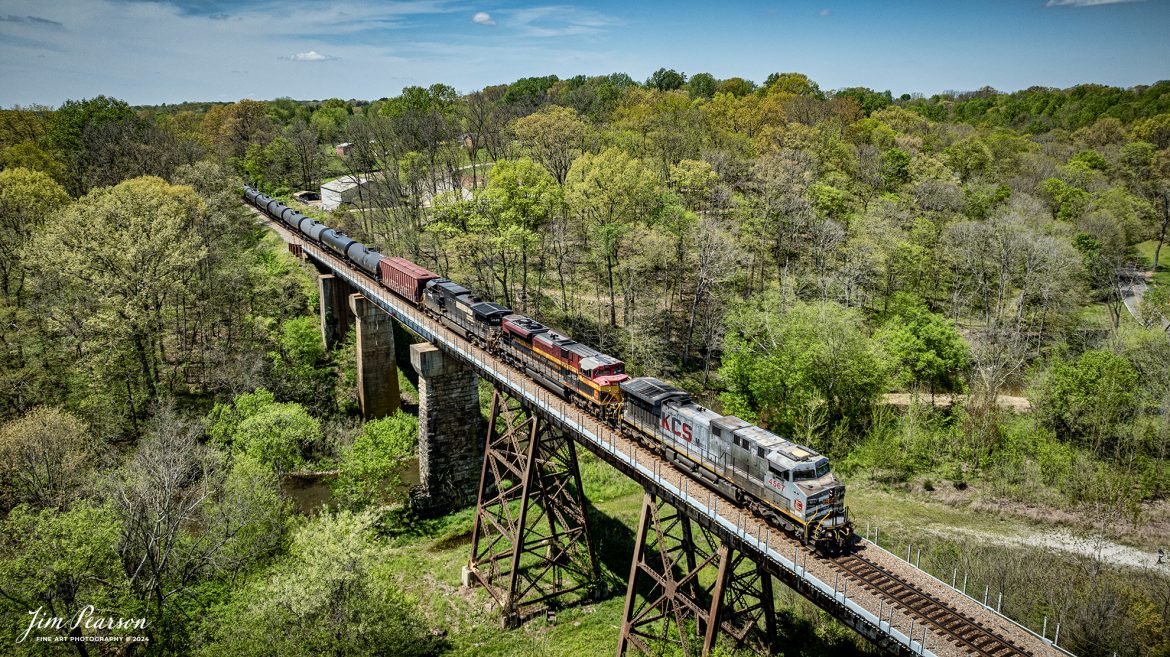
(0, 14), (64, 28)
(472, 11), (494, 25)
(818, 8), (832, 16)
(1045, 0), (1145, 6)
(508, 5), (620, 37)
(284, 50), (335, 61)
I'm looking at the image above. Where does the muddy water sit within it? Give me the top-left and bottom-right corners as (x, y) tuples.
(280, 457), (421, 515)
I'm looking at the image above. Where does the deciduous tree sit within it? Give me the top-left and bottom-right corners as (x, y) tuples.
(0, 407), (100, 511)
(511, 105), (588, 185)
(25, 177), (206, 432)
(565, 148), (661, 327)
(195, 511), (440, 657)
(720, 291), (887, 433)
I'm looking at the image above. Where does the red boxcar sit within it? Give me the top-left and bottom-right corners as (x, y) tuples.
(378, 256), (439, 304)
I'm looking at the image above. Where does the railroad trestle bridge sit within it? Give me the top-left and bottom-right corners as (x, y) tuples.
(255, 208), (1069, 657)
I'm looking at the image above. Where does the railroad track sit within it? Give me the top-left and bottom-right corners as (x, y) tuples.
(828, 552), (1031, 657)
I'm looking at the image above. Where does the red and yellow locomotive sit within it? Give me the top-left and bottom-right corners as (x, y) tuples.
(500, 316), (628, 420)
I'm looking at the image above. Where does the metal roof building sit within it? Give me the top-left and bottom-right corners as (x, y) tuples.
(320, 174), (379, 211)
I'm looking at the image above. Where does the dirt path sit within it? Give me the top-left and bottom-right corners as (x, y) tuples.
(881, 392), (1032, 412)
(1120, 268), (1170, 331)
(934, 524), (1168, 572)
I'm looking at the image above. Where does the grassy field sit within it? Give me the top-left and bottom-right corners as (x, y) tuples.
(1135, 239), (1170, 287)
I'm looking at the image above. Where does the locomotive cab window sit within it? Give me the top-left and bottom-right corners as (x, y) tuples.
(768, 464), (788, 479)
(793, 467), (815, 481)
(815, 461), (830, 478)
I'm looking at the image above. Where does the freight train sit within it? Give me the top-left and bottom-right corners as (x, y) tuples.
(242, 186), (853, 551)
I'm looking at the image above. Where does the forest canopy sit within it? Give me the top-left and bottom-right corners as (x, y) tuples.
(1, 71), (1169, 656)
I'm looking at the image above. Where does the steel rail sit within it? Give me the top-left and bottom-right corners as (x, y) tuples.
(831, 554), (1030, 657)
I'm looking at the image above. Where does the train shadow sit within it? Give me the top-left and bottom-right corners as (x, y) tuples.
(582, 497), (637, 598)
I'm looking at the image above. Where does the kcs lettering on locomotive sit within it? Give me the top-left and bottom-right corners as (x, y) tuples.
(659, 416), (693, 442)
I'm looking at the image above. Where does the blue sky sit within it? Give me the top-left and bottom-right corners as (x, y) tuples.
(0, 0), (1167, 107)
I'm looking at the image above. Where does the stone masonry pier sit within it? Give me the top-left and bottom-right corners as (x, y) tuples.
(348, 293), (399, 419)
(318, 273), (354, 351)
(410, 342), (483, 515)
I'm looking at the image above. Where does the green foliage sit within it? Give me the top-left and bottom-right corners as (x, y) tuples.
(646, 68), (686, 91)
(847, 118), (897, 148)
(266, 97), (311, 126)
(716, 76), (756, 98)
(548, 72), (636, 121)
(906, 82), (1170, 132)
(807, 181), (850, 222)
(24, 176), (206, 433)
(685, 72), (718, 99)
(43, 95), (138, 193)
(833, 87), (893, 115)
(211, 453), (290, 567)
(233, 404), (320, 473)
(0, 142), (65, 183)
(269, 315), (335, 411)
(208, 388), (277, 445)
(208, 389), (320, 473)
(196, 510), (441, 657)
(942, 136), (993, 182)
(1070, 149), (1109, 172)
(511, 105), (589, 184)
(486, 157), (562, 232)
(1042, 177), (1091, 221)
(0, 502), (133, 645)
(503, 75), (560, 106)
(984, 414), (1152, 514)
(0, 407), (99, 511)
(333, 411), (419, 511)
(309, 103), (349, 143)
(1132, 113), (1170, 149)
(839, 405), (956, 481)
(719, 290), (888, 433)
(1091, 186), (1154, 245)
(1035, 350), (1139, 454)
(669, 158), (718, 207)
(880, 148), (911, 188)
(762, 72), (823, 98)
(875, 295), (971, 395)
(566, 147), (661, 326)
(962, 183), (1012, 220)
(0, 167), (70, 301)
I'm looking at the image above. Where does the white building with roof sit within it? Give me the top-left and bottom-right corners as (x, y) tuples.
(320, 174), (382, 211)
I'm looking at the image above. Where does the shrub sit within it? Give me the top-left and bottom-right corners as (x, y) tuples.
(333, 412), (418, 511)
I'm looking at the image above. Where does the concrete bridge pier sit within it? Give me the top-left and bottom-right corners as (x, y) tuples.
(318, 273), (354, 351)
(348, 293), (400, 419)
(409, 342), (483, 514)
